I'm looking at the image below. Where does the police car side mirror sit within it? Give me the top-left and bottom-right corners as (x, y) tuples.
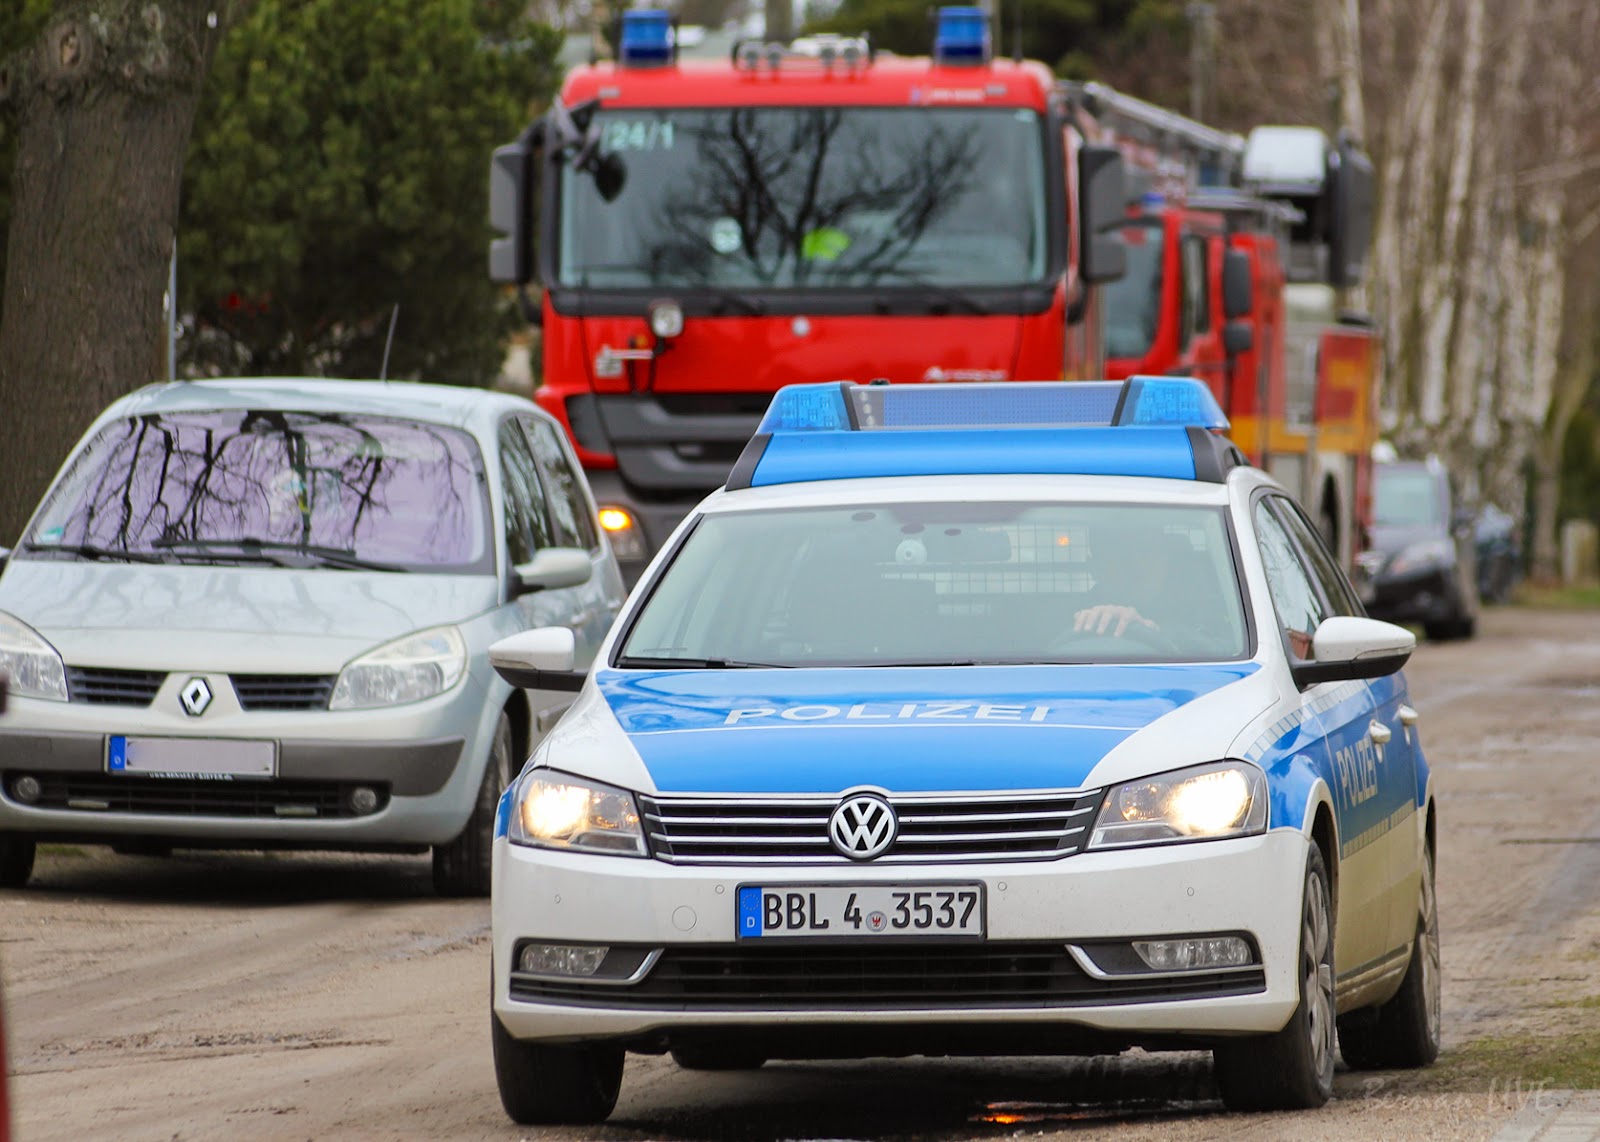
(490, 628), (586, 692)
(1291, 616), (1415, 688)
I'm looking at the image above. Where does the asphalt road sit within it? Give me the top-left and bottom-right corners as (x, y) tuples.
(6, 606), (1600, 1142)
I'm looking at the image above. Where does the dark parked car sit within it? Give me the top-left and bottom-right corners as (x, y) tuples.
(1356, 458), (1477, 641)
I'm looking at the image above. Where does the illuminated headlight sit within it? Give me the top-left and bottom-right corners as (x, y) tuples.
(1388, 538), (1454, 577)
(1088, 761), (1267, 849)
(330, 625), (466, 710)
(510, 769), (647, 856)
(597, 505), (647, 562)
(0, 611), (68, 702)
(647, 299), (684, 340)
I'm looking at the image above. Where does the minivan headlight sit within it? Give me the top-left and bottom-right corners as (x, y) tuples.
(1388, 539), (1454, 577)
(509, 769), (647, 857)
(330, 625), (467, 710)
(1088, 761), (1267, 849)
(0, 611), (68, 702)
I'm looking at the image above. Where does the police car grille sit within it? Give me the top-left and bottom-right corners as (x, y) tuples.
(639, 791), (1103, 865)
(66, 666), (167, 707)
(508, 943), (1266, 1009)
(231, 674), (335, 711)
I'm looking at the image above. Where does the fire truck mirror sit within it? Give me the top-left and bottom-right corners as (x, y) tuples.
(1223, 320), (1254, 358)
(1078, 145), (1128, 285)
(1328, 134), (1375, 290)
(1222, 250), (1253, 320)
(489, 128), (543, 288)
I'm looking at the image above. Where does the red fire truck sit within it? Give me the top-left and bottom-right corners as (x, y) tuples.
(489, 8), (1127, 579)
(1074, 83), (1380, 567)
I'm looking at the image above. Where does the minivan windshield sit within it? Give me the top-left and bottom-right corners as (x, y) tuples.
(24, 410), (493, 573)
(618, 502), (1248, 667)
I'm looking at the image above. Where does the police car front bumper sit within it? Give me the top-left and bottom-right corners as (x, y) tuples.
(492, 828), (1310, 1048)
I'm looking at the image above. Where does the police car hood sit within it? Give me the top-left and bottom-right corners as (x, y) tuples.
(543, 663), (1274, 794)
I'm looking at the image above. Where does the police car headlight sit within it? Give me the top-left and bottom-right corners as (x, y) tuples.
(510, 769), (647, 857)
(1088, 761), (1267, 849)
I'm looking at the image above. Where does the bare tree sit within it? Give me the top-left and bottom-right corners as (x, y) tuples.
(0, 1), (240, 545)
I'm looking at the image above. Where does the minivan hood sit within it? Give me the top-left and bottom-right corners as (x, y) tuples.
(585, 663), (1262, 794)
(0, 560), (497, 668)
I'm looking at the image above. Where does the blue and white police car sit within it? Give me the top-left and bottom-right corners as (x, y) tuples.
(484, 378), (1440, 1123)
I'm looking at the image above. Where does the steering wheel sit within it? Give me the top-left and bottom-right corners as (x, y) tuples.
(1048, 621), (1180, 657)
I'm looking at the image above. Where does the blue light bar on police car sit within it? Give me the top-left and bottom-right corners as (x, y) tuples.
(619, 10), (675, 67)
(729, 377), (1240, 491)
(933, 6), (991, 65)
(755, 377), (1228, 435)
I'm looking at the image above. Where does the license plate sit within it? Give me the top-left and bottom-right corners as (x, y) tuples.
(737, 884), (985, 940)
(107, 736), (276, 779)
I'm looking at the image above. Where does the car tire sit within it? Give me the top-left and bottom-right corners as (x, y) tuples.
(433, 712), (513, 898)
(492, 1012), (624, 1125)
(670, 1043), (769, 1071)
(1214, 845), (1335, 1111)
(1424, 614), (1476, 642)
(1338, 845), (1441, 1069)
(0, 836), (35, 888)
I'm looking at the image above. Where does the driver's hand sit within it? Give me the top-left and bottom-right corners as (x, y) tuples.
(1073, 604), (1158, 638)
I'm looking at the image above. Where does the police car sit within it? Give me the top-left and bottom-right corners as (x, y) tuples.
(485, 378), (1440, 1123)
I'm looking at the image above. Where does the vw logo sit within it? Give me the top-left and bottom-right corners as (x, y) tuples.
(179, 677), (213, 718)
(828, 794), (897, 861)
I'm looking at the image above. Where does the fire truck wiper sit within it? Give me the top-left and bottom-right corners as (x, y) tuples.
(867, 268), (991, 316)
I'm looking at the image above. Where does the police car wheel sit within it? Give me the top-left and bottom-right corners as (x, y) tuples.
(0, 836), (35, 888)
(1337, 845), (1442, 1069)
(433, 713), (513, 898)
(492, 1013), (624, 1125)
(1214, 845), (1336, 1111)
(670, 1043), (768, 1071)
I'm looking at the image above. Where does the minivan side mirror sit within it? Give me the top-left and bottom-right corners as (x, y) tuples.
(1223, 321), (1254, 356)
(1291, 615), (1415, 688)
(490, 627), (586, 692)
(512, 547), (592, 597)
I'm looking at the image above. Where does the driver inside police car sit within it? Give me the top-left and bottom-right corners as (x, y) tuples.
(1073, 527), (1199, 641)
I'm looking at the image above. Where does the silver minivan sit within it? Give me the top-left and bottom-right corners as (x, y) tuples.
(0, 378), (625, 895)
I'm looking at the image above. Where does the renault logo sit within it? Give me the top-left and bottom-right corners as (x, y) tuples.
(179, 677), (213, 717)
(828, 794), (897, 860)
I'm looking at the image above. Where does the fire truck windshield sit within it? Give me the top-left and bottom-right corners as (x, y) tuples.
(557, 107), (1048, 292)
(1102, 219), (1165, 359)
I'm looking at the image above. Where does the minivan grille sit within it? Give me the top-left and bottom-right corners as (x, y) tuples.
(66, 666), (166, 707)
(7, 772), (385, 819)
(639, 790), (1104, 866)
(231, 674), (335, 711)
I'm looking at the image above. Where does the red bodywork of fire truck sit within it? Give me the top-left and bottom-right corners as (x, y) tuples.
(490, 30), (1126, 577)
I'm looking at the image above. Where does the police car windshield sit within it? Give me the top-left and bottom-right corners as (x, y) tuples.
(559, 107), (1049, 291)
(618, 502), (1249, 668)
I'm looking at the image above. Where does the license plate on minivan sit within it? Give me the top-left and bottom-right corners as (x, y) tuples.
(107, 736), (276, 779)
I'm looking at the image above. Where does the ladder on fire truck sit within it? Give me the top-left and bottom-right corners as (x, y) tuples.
(1062, 80), (1246, 199)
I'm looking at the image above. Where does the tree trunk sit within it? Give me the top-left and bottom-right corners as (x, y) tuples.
(0, 1), (232, 545)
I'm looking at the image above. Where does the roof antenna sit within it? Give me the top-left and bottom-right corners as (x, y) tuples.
(379, 304), (399, 383)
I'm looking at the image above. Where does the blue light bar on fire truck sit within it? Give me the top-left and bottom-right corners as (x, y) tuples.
(618, 10), (675, 67)
(932, 6), (992, 65)
(725, 378), (1243, 490)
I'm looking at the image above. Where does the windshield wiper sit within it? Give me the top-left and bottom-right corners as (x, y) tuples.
(152, 538), (409, 572)
(21, 541), (170, 564)
(616, 655), (793, 670)
(866, 267), (991, 315)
